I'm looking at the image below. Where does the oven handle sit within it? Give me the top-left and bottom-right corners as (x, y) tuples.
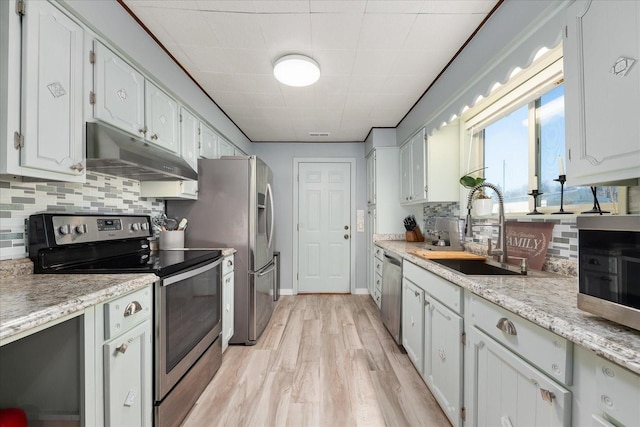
(162, 257), (223, 287)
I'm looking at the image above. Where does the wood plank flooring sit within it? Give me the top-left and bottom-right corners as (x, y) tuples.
(182, 295), (452, 427)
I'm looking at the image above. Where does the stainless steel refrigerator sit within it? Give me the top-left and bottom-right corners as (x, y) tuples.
(167, 156), (276, 345)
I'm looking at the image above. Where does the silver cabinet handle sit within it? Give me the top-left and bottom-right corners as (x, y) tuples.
(496, 317), (517, 335)
(414, 291), (420, 298)
(344, 234), (349, 240)
(150, 133), (158, 141)
(227, 259), (233, 267)
(116, 343), (128, 354)
(540, 388), (555, 403)
(138, 126), (147, 135)
(70, 162), (84, 172)
(124, 301), (143, 317)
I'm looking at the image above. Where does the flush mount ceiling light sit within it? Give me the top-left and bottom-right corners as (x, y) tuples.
(273, 54), (320, 87)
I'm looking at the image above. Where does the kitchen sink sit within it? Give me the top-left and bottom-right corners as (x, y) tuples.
(431, 259), (523, 276)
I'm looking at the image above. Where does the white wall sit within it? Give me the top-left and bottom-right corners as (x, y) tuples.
(252, 143), (367, 293)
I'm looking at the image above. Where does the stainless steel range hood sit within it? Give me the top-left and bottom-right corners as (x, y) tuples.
(86, 122), (197, 181)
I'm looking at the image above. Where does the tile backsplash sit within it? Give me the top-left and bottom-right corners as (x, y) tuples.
(0, 172), (164, 260)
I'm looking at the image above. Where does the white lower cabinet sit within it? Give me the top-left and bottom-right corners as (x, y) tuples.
(424, 295), (463, 427)
(468, 327), (571, 427)
(402, 276), (424, 370)
(95, 286), (153, 427)
(103, 321), (152, 427)
(222, 254), (235, 353)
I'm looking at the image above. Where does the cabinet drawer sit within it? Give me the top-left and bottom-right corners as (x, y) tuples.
(596, 358), (640, 427)
(404, 261), (462, 314)
(469, 294), (572, 385)
(104, 287), (152, 340)
(374, 246), (384, 261)
(374, 257), (383, 276)
(222, 255), (234, 276)
(375, 273), (382, 292)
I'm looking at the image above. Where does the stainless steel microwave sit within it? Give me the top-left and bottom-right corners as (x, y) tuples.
(577, 216), (640, 331)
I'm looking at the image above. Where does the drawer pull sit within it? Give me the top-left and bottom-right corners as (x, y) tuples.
(124, 301), (143, 317)
(496, 317), (517, 335)
(227, 259), (233, 267)
(540, 388), (555, 404)
(414, 291), (420, 298)
(116, 343), (128, 354)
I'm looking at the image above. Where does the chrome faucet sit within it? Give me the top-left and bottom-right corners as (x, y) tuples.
(465, 182), (507, 263)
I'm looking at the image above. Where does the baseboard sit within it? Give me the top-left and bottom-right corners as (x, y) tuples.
(352, 288), (370, 295)
(279, 289), (295, 296)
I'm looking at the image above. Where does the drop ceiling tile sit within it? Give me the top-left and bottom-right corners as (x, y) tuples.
(365, 1), (426, 14)
(180, 45), (235, 74)
(420, 0), (497, 14)
(222, 48), (274, 74)
(145, 7), (219, 46)
(310, 1), (366, 14)
(347, 74), (387, 93)
(403, 13), (486, 50)
(195, 1), (256, 12)
(252, 0), (310, 14)
(127, 1), (201, 10)
(312, 50), (355, 76)
(251, 92), (287, 108)
(357, 13), (416, 50)
(351, 49), (397, 76)
(259, 14), (312, 54)
(311, 14), (364, 50)
(204, 12), (266, 49)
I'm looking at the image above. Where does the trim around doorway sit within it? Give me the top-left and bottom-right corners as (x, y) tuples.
(292, 157), (357, 295)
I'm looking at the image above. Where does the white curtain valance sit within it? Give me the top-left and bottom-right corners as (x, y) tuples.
(397, 0), (569, 142)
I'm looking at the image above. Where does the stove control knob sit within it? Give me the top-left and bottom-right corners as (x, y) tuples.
(59, 224), (71, 235)
(140, 222), (149, 231)
(75, 224), (88, 234)
(131, 223), (140, 231)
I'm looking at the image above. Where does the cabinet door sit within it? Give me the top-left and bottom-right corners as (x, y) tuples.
(401, 278), (424, 371)
(200, 122), (218, 158)
(424, 295), (463, 427)
(400, 142), (412, 203)
(410, 131), (427, 202)
(564, 0), (640, 185)
(469, 327), (571, 427)
(145, 80), (179, 154)
(180, 107), (198, 172)
(93, 41), (145, 138)
(103, 320), (152, 427)
(21, 1), (84, 178)
(218, 137), (235, 157)
(222, 271), (235, 352)
(367, 152), (376, 205)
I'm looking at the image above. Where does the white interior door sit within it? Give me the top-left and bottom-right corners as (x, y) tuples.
(298, 162), (351, 293)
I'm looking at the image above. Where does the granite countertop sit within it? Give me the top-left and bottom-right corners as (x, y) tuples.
(374, 240), (640, 376)
(0, 272), (157, 344)
(0, 248), (235, 345)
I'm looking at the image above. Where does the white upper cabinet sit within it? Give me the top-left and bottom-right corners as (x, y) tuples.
(218, 137), (235, 156)
(179, 106), (198, 171)
(145, 80), (179, 154)
(400, 125), (458, 204)
(93, 40), (145, 138)
(93, 41), (179, 155)
(366, 152), (376, 206)
(1, 0), (85, 181)
(564, 0), (640, 185)
(199, 122), (218, 159)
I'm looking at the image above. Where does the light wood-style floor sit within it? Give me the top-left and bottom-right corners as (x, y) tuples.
(182, 295), (451, 427)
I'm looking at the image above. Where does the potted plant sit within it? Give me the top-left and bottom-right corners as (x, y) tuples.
(460, 167), (493, 216)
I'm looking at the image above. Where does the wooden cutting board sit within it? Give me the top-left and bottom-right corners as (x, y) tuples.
(408, 249), (486, 261)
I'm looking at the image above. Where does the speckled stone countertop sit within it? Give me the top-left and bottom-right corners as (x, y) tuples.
(0, 247), (235, 345)
(374, 240), (640, 376)
(0, 272), (157, 344)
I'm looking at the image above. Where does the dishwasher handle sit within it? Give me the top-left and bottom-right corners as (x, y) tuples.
(384, 253), (402, 267)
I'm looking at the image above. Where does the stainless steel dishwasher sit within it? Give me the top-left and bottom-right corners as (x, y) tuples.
(381, 250), (402, 345)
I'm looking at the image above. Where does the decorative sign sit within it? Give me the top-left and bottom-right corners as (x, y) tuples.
(505, 222), (554, 271)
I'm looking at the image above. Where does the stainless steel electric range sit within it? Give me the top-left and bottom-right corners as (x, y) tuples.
(28, 213), (223, 427)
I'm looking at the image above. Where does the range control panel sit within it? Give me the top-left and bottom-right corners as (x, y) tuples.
(51, 215), (151, 245)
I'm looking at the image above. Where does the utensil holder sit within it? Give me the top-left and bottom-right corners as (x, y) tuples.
(159, 230), (184, 250)
(406, 227), (424, 242)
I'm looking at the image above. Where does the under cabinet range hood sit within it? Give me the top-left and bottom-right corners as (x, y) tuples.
(85, 122), (197, 181)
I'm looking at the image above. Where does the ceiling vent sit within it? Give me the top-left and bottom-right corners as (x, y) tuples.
(309, 132), (330, 137)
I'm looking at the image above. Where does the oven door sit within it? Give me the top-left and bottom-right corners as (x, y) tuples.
(155, 257), (222, 401)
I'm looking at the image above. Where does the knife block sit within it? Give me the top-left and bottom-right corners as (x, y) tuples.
(406, 227), (424, 242)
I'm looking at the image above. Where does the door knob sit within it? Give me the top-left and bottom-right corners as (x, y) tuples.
(344, 234), (349, 239)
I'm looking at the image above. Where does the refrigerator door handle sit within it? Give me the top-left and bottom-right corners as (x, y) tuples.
(266, 182), (275, 250)
(251, 259), (276, 277)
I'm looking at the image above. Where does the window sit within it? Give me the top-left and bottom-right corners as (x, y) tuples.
(462, 45), (619, 214)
